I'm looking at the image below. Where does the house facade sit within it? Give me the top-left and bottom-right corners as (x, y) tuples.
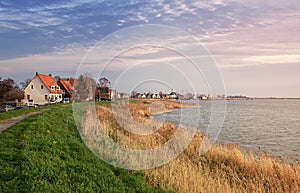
(168, 91), (178, 100)
(24, 72), (63, 105)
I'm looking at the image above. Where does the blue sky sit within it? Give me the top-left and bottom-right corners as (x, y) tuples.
(0, 0), (300, 97)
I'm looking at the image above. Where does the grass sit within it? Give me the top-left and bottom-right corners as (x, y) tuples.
(0, 103), (70, 122)
(88, 100), (300, 193)
(0, 104), (167, 192)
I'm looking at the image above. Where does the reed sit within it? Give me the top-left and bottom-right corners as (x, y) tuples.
(83, 100), (300, 193)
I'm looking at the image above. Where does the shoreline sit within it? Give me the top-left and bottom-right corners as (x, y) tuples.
(83, 100), (300, 192)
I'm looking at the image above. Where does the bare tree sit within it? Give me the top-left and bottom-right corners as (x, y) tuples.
(74, 73), (96, 101)
(20, 78), (31, 90)
(98, 77), (111, 88)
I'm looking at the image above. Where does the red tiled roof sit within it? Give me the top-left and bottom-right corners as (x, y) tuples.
(59, 78), (77, 96)
(60, 80), (73, 92)
(37, 73), (62, 94)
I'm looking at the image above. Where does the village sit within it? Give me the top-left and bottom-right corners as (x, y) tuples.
(0, 72), (212, 111)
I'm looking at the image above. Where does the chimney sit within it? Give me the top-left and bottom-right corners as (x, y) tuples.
(36, 72), (38, 76)
(49, 74), (52, 77)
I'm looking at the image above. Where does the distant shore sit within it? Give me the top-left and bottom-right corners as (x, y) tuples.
(251, 97), (300, 100)
(197, 97), (300, 100)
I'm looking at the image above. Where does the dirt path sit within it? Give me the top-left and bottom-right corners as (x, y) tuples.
(0, 109), (50, 133)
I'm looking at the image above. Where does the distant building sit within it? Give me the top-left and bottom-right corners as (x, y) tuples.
(99, 86), (110, 101)
(152, 93), (160, 99)
(119, 93), (130, 100)
(24, 72), (63, 105)
(226, 95), (249, 100)
(97, 87), (119, 101)
(168, 91), (178, 100)
(159, 92), (167, 99)
(110, 89), (119, 101)
(197, 94), (208, 100)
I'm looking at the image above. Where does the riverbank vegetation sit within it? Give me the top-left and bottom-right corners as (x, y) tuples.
(91, 100), (300, 193)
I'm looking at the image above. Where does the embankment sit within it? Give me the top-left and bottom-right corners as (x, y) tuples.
(91, 100), (300, 193)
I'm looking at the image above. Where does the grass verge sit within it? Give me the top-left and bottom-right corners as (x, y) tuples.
(0, 103), (69, 122)
(0, 104), (166, 192)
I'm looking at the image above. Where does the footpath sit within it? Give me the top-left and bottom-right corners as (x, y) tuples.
(0, 109), (50, 133)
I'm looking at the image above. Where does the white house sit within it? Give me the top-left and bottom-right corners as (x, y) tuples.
(168, 91), (178, 100)
(24, 72), (63, 105)
(110, 89), (119, 101)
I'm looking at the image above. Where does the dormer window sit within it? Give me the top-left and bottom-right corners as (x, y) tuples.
(50, 86), (55, 90)
(56, 86), (60, 90)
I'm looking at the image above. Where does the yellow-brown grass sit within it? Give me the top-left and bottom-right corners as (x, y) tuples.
(82, 100), (300, 193)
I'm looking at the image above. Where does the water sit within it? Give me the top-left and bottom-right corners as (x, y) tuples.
(153, 100), (300, 160)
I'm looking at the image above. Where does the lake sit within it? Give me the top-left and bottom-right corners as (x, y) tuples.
(153, 99), (300, 160)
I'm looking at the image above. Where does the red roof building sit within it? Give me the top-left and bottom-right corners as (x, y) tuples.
(24, 72), (63, 105)
(37, 73), (63, 94)
(58, 78), (77, 99)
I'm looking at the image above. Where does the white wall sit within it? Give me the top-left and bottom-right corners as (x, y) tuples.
(24, 76), (50, 105)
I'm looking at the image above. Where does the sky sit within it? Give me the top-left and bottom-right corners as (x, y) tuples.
(0, 0), (300, 97)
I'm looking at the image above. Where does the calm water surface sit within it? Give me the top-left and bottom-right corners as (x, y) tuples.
(153, 100), (300, 160)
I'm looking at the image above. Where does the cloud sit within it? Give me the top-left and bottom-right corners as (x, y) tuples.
(1, 0), (300, 96)
(244, 55), (300, 65)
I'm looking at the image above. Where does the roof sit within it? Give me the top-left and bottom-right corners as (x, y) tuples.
(37, 73), (62, 94)
(59, 79), (74, 92)
(58, 78), (77, 96)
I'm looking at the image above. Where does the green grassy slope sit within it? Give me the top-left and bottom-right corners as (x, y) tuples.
(0, 105), (165, 193)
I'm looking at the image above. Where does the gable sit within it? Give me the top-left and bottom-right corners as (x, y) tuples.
(24, 73), (62, 94)
(24, 75), (49, 93)
(37, 74), (62, 94)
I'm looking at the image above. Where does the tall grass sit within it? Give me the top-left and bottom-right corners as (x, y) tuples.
(88, 100), (300, 193)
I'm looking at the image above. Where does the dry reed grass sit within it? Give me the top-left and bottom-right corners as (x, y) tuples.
(81, 100), (300, 193)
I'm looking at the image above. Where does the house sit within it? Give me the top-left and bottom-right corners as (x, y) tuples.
(159, 92), (167, 99)
(58, 78), (77, 99)
(197, 94), (208, 100)
(110, 89), (119, 101)
(98, 86), (110, 101)
(141, 93), (147, 99)
(152, 93), (160, 99)
(134, 93), (142, 98)
(24, 72), (63, 105)
(119, 93), (130, 100)
(168, 91), (178, 100)
(146, 93), (152, 99)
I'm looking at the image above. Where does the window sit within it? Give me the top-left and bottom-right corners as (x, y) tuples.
(59, 95), (62, 98)
(56, 86), (60, 90)
(41, 85), (44, 89)
(45, 95), (48, 100)
(31, 85), (33, 89)
(50, 86), (54, 90)
(27, 95), (30, 100)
